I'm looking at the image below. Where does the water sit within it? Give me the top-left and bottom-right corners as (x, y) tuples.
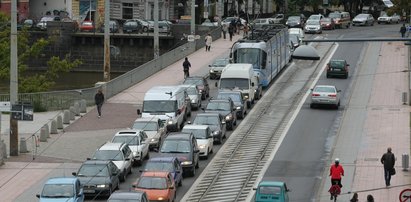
(0, 71), (123, 93)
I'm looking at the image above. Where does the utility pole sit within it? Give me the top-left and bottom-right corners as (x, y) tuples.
(191, 0), (195, 34)
(103, 0), (111, 81)
(9, 0), (18, 156)
(154, 0), (159, 59)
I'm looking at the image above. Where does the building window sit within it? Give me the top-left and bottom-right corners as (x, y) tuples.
(122, 3), (133, 19)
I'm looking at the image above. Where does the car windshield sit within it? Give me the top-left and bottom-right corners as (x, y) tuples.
(185, 87), (198, 95)
(182, 129), (208, 139)
(93, 150), (124, 161)
(234, 48), (261, 67)
(143, 100), (176, 113)
(314, 86), (336, 93)
(306, 20), (319, 25)
(124, 21), (138, 26)
(77, 164), (109, 177)
(206, 102), (230, 111)
(323, 18), (332, 22)
(137, 177), (167, 189)
(259, 186), (281, 195)
(41, 184), (74, 198)
(133, 122), (158, 131)
(287, 16), (299, 21)
(112, 135), (140, 146)
(217, 93), (241, 102)
(290, 35), (299, 44)
(328, 13), (341, 19)
(183, 78), (204, 86)
(211, 59), (229, 67)
(356, 14), (368, 19)
(40, 16), (55, 22)
(144, 161), (174, 172)
(193, 116), (220, 125)
(160, 140), (191, 153)
(109, 199), (140, 202)
(309, 15), (321, 20)
(220, 78), (249, 90)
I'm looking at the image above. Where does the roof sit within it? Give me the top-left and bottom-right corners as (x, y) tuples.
(82, 160), (111, 165)
(209, 99), (231, 103)
(109, 191), (145, 199)
(145, 85), (184, 100)
(134, 117), (160, 122)
(114, 129), (141, 136)
(45, 177), (78, 185)
(197, 113), (220, 117)
(99, 142), (125, 150)
(258, 181), (285, 187)
(141, 171), (170, 177)
(165, 132), (192, 140)
(149, 156), (178, 163)
(183, 124), (210, 130)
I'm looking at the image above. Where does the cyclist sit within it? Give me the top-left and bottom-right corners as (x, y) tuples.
(329, 158), (344, 200)
(182, 57), (191, 78)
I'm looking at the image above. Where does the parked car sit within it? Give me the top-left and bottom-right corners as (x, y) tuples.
(308, 14), (325, 22)
(132, 117), (167, 150)
(159, 132), (199, 177)
(108, 190), (149, 202)
(310, 85), (341, 109)
(36, 177), (84, 202)
(132, 171), (176, 202)
(180, 84), (202, 110)
(321, 17), (335, 30)
(193, 113), (226, 144)
(272, 13), (285, 24)
(378, 13), (400, 24)
(142, 157), (183, 187)
(252, 18), (274, 25)
(201, 19), (217, 27)
(289, 28), (305, 40)
(135, 19), (152, 32)
(79, 20), (95, 32)
(100, 20), (119, 33)
(183, 76), (210, 100)
(217, 90), (247, 119)
(123, 19), (143, 33)
(36, 15), (61, 30)
(209, 58), (230, 80)
(286, 16), (304, 28)
(111, 129), (150, 166)
(91, 142), (133, 182)
(328, 11), (351, 28)
(352, 14), (374, 26)
(182, 125), (213, 159)
(204, 98), (237, 130)
(18, 19), (36, 30)
(253, 181), (290, 202)
(304, 20), (322, 34)
(158, 20), (171, 34)
(326, 59), (349, 79)
(72, 160), (120, 198)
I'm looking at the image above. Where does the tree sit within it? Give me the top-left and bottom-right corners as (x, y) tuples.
(0, 12), (82, 93)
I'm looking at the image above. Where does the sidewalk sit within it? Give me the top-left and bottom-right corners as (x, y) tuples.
(0, 32), (244, 202)
(318, 42), (411, 201)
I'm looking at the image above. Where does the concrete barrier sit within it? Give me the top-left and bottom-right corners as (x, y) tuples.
(20, 137), (28, 153)
(69, 106), (75, 120)
(74, 102), (80, 116)
(0, 139), (6, 165)
(39, 127), (48, 142)
(57, 115), (63, 129)
(43, 124), (50, 138)
(80, 99), (87, 113)
(63, 110), (70, 124)
(50, 120), (58, 134)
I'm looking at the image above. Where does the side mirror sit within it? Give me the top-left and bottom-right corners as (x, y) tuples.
(176, 170), (181, 173)
(251, 82), (255, 87)
(176, 109), (181, 115)
(286, 188), (291, 192)
(169, 185), (175, 189)
(72, 172), (77, 176)
(215, 82), (218, 87)
(132, 184), (137, 188)
(137, 109), (141, 115)
(125, 158), (130, 161)
(36, 194), (40, 198)
(194, 149), (200, 153)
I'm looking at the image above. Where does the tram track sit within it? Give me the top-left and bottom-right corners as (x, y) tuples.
(182, 41), (336, 202)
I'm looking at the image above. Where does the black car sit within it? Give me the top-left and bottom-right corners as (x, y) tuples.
(326, 59), (349, 79)
(286, 16), (304, 28)
(209, 58), (230, 79)
(183, 76), (210, 100)
(193, 113), (227, 144)
(204, 98), (237, 130)
(123, 19), (143, 33)
(159, 132), (200, 177)
(72, 160), (120, 198)
(217, 90), (247, 119)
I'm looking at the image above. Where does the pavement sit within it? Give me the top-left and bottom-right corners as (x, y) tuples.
(0, 32), (410, 202)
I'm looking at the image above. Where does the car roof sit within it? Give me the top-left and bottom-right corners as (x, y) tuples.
(165, 132), (192, 140)
(134, 117), (160, 122)
(185, 76), (204, 80)
(183, 124), (210, 130)
(109, 191), (145, 199)
(197, 113), (220, 117)
(258, 181), (285, 187)
(209, 99), (231, 103)
(45, 177), (78, 184)
(218, 90), (242, 95)
(314, 85), (336, 89)
(141, 171), (170, 177)
(99, 142), (125, 150)
(82, 160), (112, 165)
(114, 129), (142, 136)
(149, 156), (178, 163)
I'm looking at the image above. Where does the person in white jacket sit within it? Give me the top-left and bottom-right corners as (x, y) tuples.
(205, 33), (212, 51)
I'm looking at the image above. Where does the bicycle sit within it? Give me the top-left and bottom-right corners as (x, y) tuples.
(329, 181), (341, 201)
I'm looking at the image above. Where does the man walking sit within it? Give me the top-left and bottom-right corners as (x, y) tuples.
(222, 23), (228, 40)
(228, 24), (234, 41)
(381, 147), (395, 186)
(183, 57), (191, 78)
(94, 89), (104, 118)
(205, 33), (212, 51)
(400, 24), (407, 38)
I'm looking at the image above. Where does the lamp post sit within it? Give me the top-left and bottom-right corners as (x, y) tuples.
(103, 0), (110, 81)
(10, 0), (18, 156)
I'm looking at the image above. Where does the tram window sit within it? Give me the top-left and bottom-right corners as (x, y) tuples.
(261, 53), (267, 69)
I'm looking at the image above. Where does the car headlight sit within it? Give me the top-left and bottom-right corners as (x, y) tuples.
(133, 151), (139, 156)
(168, 120), (174, 125)
(236, 106), (241, 110)
(97, 184), (108, 188)
(199, 145), (206, 149)
(244, 95), (249, 99)
(150, 138), (158, 142)
(225, 114), (232, 120)
(191, 99), (196, 103)
(210, 70), (214, 73)
(213, 131), (219, 135)
(199, 89), (203, 93)
(181, 161), (192, 165)
(158, 197), (164, 200)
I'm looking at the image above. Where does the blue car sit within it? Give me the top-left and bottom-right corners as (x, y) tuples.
(141, 156), (183, 186)
(36, 177), (84, 202)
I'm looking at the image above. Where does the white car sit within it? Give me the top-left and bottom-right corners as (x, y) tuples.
(180, 85), (202, 110)
(91, 142), (133, 182)
(289, 28), (305, 39)
(111, 129), (150, 166)
(214, 17), (246, 27)
(310, 85), (341, 109)
(378, 13), (400, 24)
(132, 117), (167, 150)
(304, 20), (322, 34)
(182, 125), (213, 159)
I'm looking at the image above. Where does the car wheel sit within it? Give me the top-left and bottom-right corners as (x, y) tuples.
(344, 74), (348, 79)
(145, 151), (150, 160)
(210, 147), (214, 154)
(217, 136), (223, 144)
(120, 172), (126, 182)
(206, 91), (210, 97)
(378, 22), (380, 24)
(310, 103), (314, 108)
(201, 94), (206, 100)
(143, 27), (148, 32)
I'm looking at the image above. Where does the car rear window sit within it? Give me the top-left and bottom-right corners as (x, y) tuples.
(329, 60), (345, 68)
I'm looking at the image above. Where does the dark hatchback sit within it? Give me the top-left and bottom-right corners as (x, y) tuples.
(193, 113), (226, 144)
(326, 59), (349, 79)
(183, 76), (210, 100)
(123, 19), (143, 33)
(286, 16), (304, 28)
(204, 99), (237, 130)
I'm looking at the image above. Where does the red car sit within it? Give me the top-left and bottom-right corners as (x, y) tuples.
(79, 20), (95, 32)
(133, 171), (176, 202)
(321, 17), (335, 30)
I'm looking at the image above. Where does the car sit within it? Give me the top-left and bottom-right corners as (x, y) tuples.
(123, 19), (143, 33)
(183, 76), (210, 100)
(79, 20), (95, 32)
(36, 177), (84, 202)
(252, 18), (274, 25)
(132, 171), (176, 202)
(182, 125), (214, 159)
(108, 190), (149, 202)
(289, 28), (305, 40)
(321, 17), (335, 30)
(253, 181), (290, 202)
(272, 13), (285, 24)
(36, 15), (61, 31)
(378, 13), (400, 24)
(304, 20), (322, 34)
(209, 58), (230, 80)
(158, 20), (171, 34)
(159, 132), (199, 177)
(352, 14), (374, 26)
(134, 19), (152, 32)
(310, 85), (341, 109)
(193, 113), (226, 144)
(141, 157), (183, 187)
(201, 19), (217, 26)
(326, 59), (349, 79)
(217, 90), (247, 119)
(111, 129), (150, 166)
(286, 16), (304, 28)
(100, 20), (119, 33)
(204, 98), (237, 130)
(308, 14), (325, 22)
(18, 19), (36, 30)
(91, 142), (133, 182)
(132, 117), (167, 150)
(180, 84), (202, 110)
(328, 11), (351, 28)
(72, 160), (120, 197)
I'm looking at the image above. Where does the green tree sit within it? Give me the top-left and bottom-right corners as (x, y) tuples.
(387, 0), (411, 18)
(0, 12), (82, 93)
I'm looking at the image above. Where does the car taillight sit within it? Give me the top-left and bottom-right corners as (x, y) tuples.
(328, 94), (337, 97)
(312, 93), (320, 96)
(326, 64), (330, 71)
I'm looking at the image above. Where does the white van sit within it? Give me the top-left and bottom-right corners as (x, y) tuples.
(140, 86), (191, 132)
(217, 63), (258, 108)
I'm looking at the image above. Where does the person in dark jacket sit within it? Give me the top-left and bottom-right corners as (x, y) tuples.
(400, 24), (407, 37)
(228, 24), (234, 41)
(381, 147), (395, 186)
(182, 57), (191, 78)
(366, 194), (374, 202)
(350, 192), (358, 202)
(94, 89), (104, 118)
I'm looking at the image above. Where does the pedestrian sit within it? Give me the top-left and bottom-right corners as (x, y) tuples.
(230, 18), (237, 34)
(228, 24), (234, 41)
(236, 17), (242, 34)
(182, 57), (191, 78)
(400, 24), (407, 37)
(94, 89), (104, 118)
(222, 23), (228, 40)
(205, 33), (212, 51)
(366, 194), (374, 202)
(243, 22), (249, 37)
(350, 192), (358, 202)
(380, 147), (395, 186)
(329, 158), (344, 200)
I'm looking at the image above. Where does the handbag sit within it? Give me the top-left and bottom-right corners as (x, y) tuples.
(390, 167), (396, 176)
